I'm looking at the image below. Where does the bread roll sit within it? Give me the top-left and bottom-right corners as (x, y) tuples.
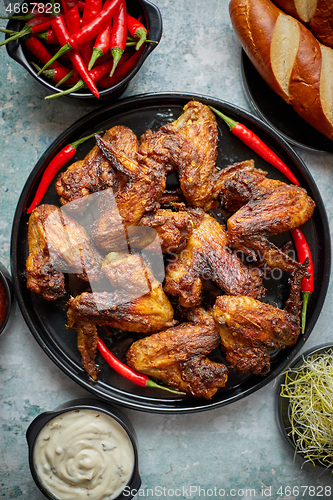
(229, 0), (333, 140)
(273, 0), (333, 48)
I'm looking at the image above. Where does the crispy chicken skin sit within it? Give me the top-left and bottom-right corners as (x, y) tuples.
(213, 295), (302, 376)
(67, 253), (175, 334)
(220, 161), (316, 273)
(126, 307), (229, 399)
(26, 204), (103, 301)
(164, 213), (264, 308)
(140, 100), (222, 210)
(139, 207), (204, 253)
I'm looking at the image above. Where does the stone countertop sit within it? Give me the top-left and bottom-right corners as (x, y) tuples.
(1, 0), (333, 498)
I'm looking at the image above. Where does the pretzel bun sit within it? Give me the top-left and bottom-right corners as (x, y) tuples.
(229, 0), (333, 140)
(273, 0), (333, 48)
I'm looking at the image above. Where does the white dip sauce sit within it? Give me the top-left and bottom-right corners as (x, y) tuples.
(33, 409), (135, 500)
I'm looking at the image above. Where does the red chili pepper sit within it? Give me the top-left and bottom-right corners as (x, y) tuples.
(80, 0), (103, 67)
(77, 0), (86, 12)
(61, 0), (77, 13)
(126, 13), (147, 50)
(0, 16), (51, 46)
(88, 20), (111, 70)
(290, 228), (314, 334)
(65, 4), (81, 82)
(51, 15), (99, 98)
(210, 107), (300, 186)
(65, 4), (81, 35)
(97, 337), (184, 394)
(25, 36), (65, 69)
(36, 29), (59, 44)
(98, 46), (143, 87)
(38, 0), (122, 71)
(45, 52), (114, 98)
(55, 70), (76, 87)
(26, 132), (98, 214)
(109, 0), (127, 76)
(30, 60), (75, 84)
(44, 67), (75, 85)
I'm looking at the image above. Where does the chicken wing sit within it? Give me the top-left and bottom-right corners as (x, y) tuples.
(26, 204), (103, 301)
(90, 130), (167, 251)
(220, 161), (316, 273)
(126, 307), (229, 399)
(55, 126), (138, 210)
(213, 294), (303, 375)
(140, 100), (222, 210)
(213, 254), (307, 376)
(164, 213), (264, 308)
(67, 253), (175, 334)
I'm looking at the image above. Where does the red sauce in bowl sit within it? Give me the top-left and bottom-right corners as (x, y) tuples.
(0, 280), (6, 324)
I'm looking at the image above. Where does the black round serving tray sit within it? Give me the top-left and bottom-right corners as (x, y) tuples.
(11, 92), (331, 413)
(241, 51), (333, 154)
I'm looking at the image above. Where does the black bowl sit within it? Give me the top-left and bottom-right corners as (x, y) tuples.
(26, 398), (141, 499)
(0, 262), (14, 335)
(276, 343), (333, 468)
(5, 0), (162, 103)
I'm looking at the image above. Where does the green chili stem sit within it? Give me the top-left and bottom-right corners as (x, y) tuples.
(301, 291), (311, 334)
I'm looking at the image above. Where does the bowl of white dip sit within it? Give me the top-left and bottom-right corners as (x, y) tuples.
(26, 399), (141, 500)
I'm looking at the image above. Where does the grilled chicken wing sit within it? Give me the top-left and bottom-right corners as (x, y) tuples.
(91, 130), (167, 251)
(126, 307), (228, 399)
(213, 295), (299, 375)
(164, 213), (264, 308)
(220, 161), (316, 273)
(213, 258), (308, 375)
(140, 100), (222, 210)
(67, 253), (175, 334)
(26, 204), (103, 301)
(55, 126), (138, 210)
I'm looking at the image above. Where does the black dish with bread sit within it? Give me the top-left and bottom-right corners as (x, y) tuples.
(230, 0), (333, 144)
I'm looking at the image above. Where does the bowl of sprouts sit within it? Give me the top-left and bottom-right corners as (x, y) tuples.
(276, 343), (333, 470)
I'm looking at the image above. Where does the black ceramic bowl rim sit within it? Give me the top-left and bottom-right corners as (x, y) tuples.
(26, 398), (141, 500)
(5, 0), (162, 101)
(276, 343), (333, 468)
(0, 262), (14, 335)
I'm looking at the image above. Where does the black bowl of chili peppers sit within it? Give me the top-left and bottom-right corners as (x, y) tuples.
(3, 0), (162, 102)
(0, 262), (14, 335)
